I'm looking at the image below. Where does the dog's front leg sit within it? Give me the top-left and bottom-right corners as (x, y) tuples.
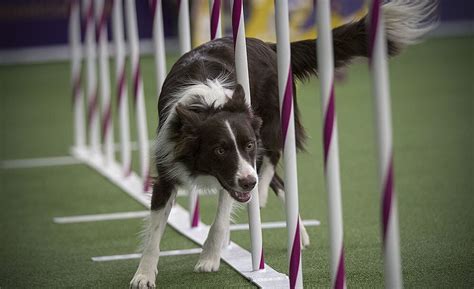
(130, 181), (176, 289)
(194, 190), (233, 272)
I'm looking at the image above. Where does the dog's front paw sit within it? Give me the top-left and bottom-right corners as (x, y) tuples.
(130, 269), (157, 289)
(194, 256), (220, 272)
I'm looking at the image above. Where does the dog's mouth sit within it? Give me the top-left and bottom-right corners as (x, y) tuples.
(217, 177), (252, 203)
(228, 190), (252, 203)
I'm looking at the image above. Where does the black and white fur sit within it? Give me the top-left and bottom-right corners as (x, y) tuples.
(130, 1), (436, 288)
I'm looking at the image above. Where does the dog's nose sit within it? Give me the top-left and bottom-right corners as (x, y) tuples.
(238, 176), (257, 191)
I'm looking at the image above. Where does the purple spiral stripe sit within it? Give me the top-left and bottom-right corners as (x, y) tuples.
(210, 0), (221, 40)
(289, 218), (301, 289)
(87, 91), (98, 128)
(323, 83), (335, 166)
(334, 248), (346, 289)
(85, 1), (96, 130)
(231, 0), (242, 49)
(133, 64), (141, 104)
(101, 101), (112, 141)
(323, 83), (346, 289)
(86, 1), (94, 26)
(191, 198), (200, 227)
(149, 0), (157, 20)
(382, 157), (394, 241)
(81, 0), (93, 43)
(125, 162), (132, 177)
(95, 5), (107, 42)
(368, 0), (395, 244)
(68, 0), (73, 17)
(259, 249), (265, 270)
(368, 0), (380, 63)
(117, 66), (126, 107)
(281, 70), (293, 144)
(69, 0), (80, 19)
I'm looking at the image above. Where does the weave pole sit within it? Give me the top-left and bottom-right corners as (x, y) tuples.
(316, 1), (346, 288)
(83, 0), (100, 155)
(176, 0), (199, 228)
(178, 0), (191, 55)
(231, 0), (264, 271)
(368, 1), (403, 288)
(112, 0), (132, 176)
(209, 0), (222, 40)
(150, 0), (167, 98)
(209, 0), (225, 239)
(210, 0), (226, 243)
(69, 0), (85, 151)
(95, 0), (114, 165)
(124, 0), (151, 192)
(274, 1), (303, 288)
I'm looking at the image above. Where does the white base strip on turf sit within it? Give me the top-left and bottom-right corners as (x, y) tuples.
(90, 220), (320, 262)
(54, 210), (319, 228)
(230, 219), (320, 231)
(71, 147), (289, 288)
(53, 207), (321, 227)
(54, 210), (149, 224)
(92, 248), (203, 262)
(0, 156), (81, 169)
(0, 140), (152, 170)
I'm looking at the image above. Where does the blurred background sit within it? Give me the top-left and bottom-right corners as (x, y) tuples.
(0, 0), (472, 64)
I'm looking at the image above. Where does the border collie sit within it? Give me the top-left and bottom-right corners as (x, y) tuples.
(131, 1), (435, 288)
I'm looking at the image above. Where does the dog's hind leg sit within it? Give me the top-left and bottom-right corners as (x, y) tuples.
(270, 173), (311, 248)
(194, 189), (233, 272)
(130, 179), (176, 289)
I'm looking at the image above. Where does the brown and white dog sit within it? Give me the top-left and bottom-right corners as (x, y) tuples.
(130, 1), (435, 288)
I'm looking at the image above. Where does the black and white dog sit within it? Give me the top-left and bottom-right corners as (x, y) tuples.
(131, 1), (435, 288)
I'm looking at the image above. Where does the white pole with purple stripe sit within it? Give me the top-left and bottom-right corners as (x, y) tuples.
(150, 0), (167, 98)
(177, 0), (199, 228)
(112, 0), (132, 176)
(316, 1), (346, 288)
(178, 0), (191, 55)
(368, 1), (403, 288)
(231, 0), (264, 271)
(209, 0), (225, 241)
(95, 0), (114, 165)
(274, 1), (303, 288)
(209, 0), (222, 40)
(83, 0), (100, 155)
(69, 0), (86, 151)
(125, 0), (151, 192)
(189, 187), (200, 228)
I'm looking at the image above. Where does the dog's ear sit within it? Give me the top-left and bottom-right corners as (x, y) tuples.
(174, 104), (201, 160)
(223, 84), (249, 113)
(232, 84), (246, 103)
(175, 104), (202, 129)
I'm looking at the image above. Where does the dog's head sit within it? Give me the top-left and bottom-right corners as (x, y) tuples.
(172, 84), (262, 203)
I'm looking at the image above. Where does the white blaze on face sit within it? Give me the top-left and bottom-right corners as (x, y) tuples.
(225, 121), (258, 190)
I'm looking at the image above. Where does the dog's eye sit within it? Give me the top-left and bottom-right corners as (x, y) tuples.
(245, 141), (255, 151)
(214, 147), (226, 156)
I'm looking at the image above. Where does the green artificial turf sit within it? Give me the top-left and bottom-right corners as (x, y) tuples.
(0, 37), (473, 288)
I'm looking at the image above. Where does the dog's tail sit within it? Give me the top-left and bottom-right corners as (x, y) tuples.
(270, 0), (437, 82)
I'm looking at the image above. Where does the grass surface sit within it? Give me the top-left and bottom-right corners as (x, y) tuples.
(0, 37), (473, 288)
